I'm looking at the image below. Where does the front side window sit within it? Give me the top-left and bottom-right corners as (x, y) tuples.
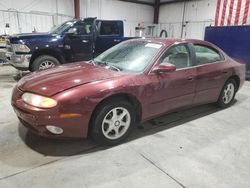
(160, 44), (191, 69)
(94, 41), (163, 72)
(72, 21), (93, 35)
(194, 44), (224, 65)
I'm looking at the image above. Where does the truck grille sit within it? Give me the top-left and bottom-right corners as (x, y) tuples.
(5, 39), (13, 52)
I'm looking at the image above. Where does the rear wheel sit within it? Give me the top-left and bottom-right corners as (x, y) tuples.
(90, 99), (136, 146)
(217, 79), (237, 108)
(31, 55), (60, 71)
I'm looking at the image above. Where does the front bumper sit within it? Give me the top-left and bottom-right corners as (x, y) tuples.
(6, 51), (31, 71)
(11, 87), (89, 139)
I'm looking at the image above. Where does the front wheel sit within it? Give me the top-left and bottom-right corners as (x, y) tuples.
(31, 55), (60, 71)
(217, 79), (237, 108)
(90, 99), (136, 146)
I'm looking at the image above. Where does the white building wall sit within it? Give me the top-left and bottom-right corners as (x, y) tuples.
(0, 0), (154, 36)
(80, 0), (154, 37)
(0, 0), (74, 34)
(159, 0), (217, 39)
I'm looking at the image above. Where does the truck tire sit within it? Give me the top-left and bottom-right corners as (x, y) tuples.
(31, 55), (60, 71)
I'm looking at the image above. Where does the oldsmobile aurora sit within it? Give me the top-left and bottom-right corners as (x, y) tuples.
(11, 38), (245, 145)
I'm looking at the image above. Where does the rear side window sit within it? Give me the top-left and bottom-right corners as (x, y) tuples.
(99, 21), (120, 35)
(194, 44), (224, 65)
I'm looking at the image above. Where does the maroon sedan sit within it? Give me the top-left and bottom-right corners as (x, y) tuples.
(12, 38), (245, 145)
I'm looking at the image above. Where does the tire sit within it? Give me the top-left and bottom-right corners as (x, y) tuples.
(90, 98), (136, 146)
(217, 79), (237, 108)
(31, 55), (60, 71)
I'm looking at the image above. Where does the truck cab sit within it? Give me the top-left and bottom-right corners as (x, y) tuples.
(6, 18), (132, 71)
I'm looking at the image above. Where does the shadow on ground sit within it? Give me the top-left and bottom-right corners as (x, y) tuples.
(18, 102), (230, 157)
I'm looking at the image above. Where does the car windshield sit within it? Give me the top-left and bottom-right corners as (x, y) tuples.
(49, 21), (75, 34)
(94, 41), (163, 72)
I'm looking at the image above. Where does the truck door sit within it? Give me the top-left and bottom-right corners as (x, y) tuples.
(64, 18), (96, 61)
(94, 21), (124, 55)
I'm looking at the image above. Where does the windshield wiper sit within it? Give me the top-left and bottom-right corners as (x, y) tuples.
(89, 59), (96, 65)
(108, 64), (122, 71)
(91, 59), (122, 71)
(94, 60), (108, 66)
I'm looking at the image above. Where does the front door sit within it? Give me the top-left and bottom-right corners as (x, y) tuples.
(145, 43), (197, 118)
(64, 18), (96, 61)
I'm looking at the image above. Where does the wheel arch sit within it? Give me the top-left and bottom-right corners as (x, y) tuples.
(229, 75), (240, 91)
(88, 93), (142, 134)
(29, 48), (65, 71)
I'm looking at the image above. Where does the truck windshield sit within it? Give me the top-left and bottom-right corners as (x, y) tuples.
(94, 41), (163, 72)
(49, 21), (75, 34)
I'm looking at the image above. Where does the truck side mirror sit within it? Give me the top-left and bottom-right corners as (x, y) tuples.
(65, 28), (77, 36)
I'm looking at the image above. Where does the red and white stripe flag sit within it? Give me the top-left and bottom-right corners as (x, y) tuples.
(215, 0), (250, 26)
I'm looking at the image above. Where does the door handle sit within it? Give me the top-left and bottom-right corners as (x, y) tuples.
(187, 76), (194, 81)
(82, 40), (89, 43)
(221, 70), (228, 74)
(114, 39), (121, 42)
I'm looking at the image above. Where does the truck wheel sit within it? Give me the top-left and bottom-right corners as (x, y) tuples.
(31, 55), (60, 71)
(90, 98), (136, 146)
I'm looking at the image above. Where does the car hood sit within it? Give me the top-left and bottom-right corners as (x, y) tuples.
(17, 62), (126, 96)
(8, 33), (57, 43)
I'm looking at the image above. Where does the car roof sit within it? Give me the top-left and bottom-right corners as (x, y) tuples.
(129, 38), (215, 48)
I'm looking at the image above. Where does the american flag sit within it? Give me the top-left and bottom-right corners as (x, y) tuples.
(215, 0), (250, 26)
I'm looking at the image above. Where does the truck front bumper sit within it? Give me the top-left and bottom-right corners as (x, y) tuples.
(6, 52), (31, 71)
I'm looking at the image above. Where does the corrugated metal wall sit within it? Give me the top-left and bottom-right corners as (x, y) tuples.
(0, 10), (73, 34)
(0, 0), (218, 38)
(0, 0), (74, 34)
(0, 0), (154, 37)
(159, 0), (216, 39)
(80, 0), (154, 37)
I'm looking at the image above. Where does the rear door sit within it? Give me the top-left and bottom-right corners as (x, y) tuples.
(64, 18), (96, 61)
(191, 44), (231, 105)
(95, 21), (124, 55)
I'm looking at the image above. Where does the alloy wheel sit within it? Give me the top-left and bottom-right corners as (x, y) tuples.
(222, 83), (235, 104)
(102, 107), (131, 140)
(39, 60), (56, 70)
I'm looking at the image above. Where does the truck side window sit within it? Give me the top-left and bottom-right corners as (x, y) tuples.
(73, 22), (92, 35)
(100, 22), (120, 36)
(194, 44), (224, 65)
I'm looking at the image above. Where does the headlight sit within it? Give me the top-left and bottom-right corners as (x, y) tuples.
(22, 93), (57, 108)
(12, 44), (30, 53)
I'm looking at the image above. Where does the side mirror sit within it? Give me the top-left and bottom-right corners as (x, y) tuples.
(152, 63), (176, 74)
(65, 28), (77, 36)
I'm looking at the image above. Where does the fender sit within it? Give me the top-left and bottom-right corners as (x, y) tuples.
(29, 48), (66, 70)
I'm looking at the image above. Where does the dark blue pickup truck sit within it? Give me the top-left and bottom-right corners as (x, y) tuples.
(6, 18), (134, 71)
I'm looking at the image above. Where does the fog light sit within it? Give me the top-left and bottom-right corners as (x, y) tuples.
(46, 125), (63, 135)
